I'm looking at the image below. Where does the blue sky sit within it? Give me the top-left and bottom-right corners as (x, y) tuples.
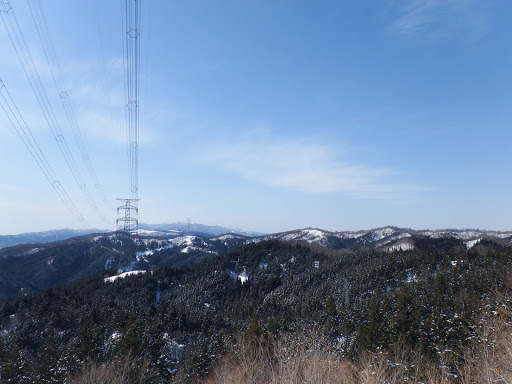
(0, 0), (511, 235)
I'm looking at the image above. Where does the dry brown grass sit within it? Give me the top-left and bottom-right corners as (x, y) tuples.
(201, 332), (443, 384)
(68, 320), (512, 384)
(67, 353), (157, 384)
(201, 327), (512, 384)
(67, 359), (130, 384)
(200, 287), (512, 384)
(458, 319), (512, 383)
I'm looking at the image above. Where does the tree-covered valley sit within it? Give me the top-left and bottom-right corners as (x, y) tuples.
(1, 236), (512, 383)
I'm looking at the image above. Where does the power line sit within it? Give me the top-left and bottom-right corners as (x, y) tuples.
(0, 78), (88, 227)
(95, 0), (118, 191)
(27, 0), (114, 212)
(0, 0), (109, 225)
(142, 0), (151, 133)
(117, 0), (141, 232)
(140, 0), (151, 186)
(125, 0), (140, 202)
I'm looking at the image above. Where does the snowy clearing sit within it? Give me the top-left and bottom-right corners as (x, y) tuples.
(104, 270), (146, 283)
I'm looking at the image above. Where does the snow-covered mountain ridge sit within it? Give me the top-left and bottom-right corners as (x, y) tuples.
(4, 223), (509, 252)
(1, 225), (510, 303)
(111, 226), (512, 269)
(254, 226), (512, 252)
(97, 227), (512, 269)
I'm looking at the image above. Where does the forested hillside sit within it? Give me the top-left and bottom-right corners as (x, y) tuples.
(0, 233), (247, 303)
(1, 239), (511, 383)
(1, 226), (506, 304)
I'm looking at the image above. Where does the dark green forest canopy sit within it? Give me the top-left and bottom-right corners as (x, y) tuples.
(0, 239), (511, 382)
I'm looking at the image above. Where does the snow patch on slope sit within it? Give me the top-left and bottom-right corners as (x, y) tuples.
(388, 242), (415, 252)
(1, 314), (17, 336)
(170, 235), (196, 253)
(465, 239), (481, 250)
(105, 270), (146, 283)
(21, 248), (42, 256)
(136, 250), (153, 262)
(370, 227), (396, 241)
(169, 235), (216, 254)
(230, 269), (249, 284)
(216, 234), (244, 241)
(281, 229), (327, 243)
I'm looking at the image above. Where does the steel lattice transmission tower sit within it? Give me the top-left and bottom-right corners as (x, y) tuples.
(117, 0), (141, 232)
(116, 198), (140, 232)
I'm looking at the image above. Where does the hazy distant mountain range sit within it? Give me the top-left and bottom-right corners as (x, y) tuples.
(0, 228), (104, 249)
(0, 222), (265, 249)
(135, 222), (265, 238)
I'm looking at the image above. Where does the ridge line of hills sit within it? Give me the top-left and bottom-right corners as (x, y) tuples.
(2, 223), (511, 249)
(0, 222), (265, 249)
(0, 224), (511, 304)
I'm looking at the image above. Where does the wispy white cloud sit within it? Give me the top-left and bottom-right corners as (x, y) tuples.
(63, 58), (140, 145)
(204, 130), (425, 199)
(392, 0), (486, 40)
